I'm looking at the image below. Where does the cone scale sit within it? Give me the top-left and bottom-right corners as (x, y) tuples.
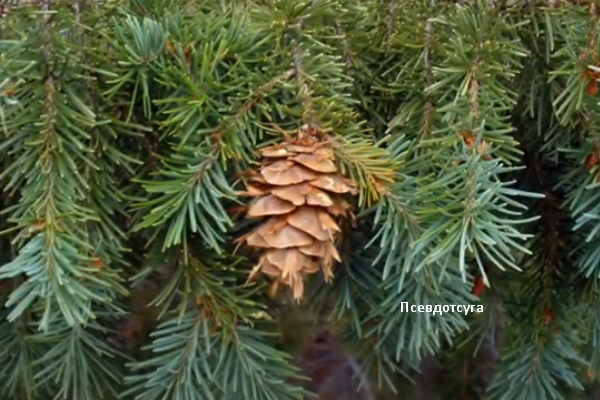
(238, 125), (356, 300)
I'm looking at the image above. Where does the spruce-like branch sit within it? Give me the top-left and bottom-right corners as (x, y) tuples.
(125, 254), (304, 400)
(0, 2), (125, 329)
(32, 320), (126, 400)
(0, 314), (46, 400)
(331, 135), (398, 207)
(487, 333), (586, 400)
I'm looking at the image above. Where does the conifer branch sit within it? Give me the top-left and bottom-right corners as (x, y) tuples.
(367, 187), (423, 279)
(126, 252), (304, 400)
(487, 333), (586, 400)
(125, 307), (305, 400)
(330, 136), (398, 207)
(32, 321), (126, 400)
(368, 267), (473, 361)
(0, 4), (124, 329)
(128, 12), (297, 252)
(209, 68), (296, 162)
(0, 315), (45, 400)
(132, 147), (235, 252)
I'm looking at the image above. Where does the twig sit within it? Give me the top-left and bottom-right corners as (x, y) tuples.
(424, 0), (436, 88)
(419, 0), (437, 140)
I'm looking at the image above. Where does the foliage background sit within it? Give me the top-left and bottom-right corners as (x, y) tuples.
(1, 0), (600, 399)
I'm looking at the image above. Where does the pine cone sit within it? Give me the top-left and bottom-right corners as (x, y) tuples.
(238, 124), (356, 300)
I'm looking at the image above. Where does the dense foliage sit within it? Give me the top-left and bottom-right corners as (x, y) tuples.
(2, 0), (600, 399)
